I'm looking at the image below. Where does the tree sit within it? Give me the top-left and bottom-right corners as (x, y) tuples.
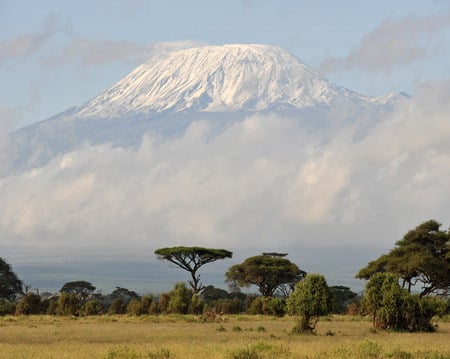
(287, 274), (332, 333)
(356, 220), (450, 296)
(154, 246), (232, 293)
(60, 281), (96, 300)
(225, 254), (306, 297)
(0, 257), (23, 300)
(329, 285), (359, 314)
(363, 273), (447, 332)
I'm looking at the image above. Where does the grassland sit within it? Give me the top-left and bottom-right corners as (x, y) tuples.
(0, 314), (449, 359)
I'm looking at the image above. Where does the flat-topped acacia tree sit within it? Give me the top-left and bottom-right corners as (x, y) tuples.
(154, 246), (233, 293)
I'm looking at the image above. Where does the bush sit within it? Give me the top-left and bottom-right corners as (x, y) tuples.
(109, 298), (126, 315)
(56, 293), (80, 316)
(364, 273), (447, 332)
(0, 299), (16, 315)
(105, 346), (142, 359)
(126, 299), (144, 316)
(167, 282), (192, 314)
(82, 299), (103, 316)
(247, 297), (286, 316)
(15, 293), (41, 315)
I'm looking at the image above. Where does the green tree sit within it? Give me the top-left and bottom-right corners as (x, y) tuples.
(329, 285), (359, 314)
(357, 220), (450, 296)
(60, 281), (96, 300)
(287, 274), (332, 333)
(154, 246), (232, 293)
(225, 254), (306, 297)
(0, 257), (23, 300)
(363, 273), (447, 331)
(167, 282), (193, 314)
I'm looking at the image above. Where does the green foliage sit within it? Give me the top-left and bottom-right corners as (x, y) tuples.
(0, 299), (16, 315)
(60, 280), (96, 300)
(247, 296), (286, 316)
(228, 342), (291, 359)
(155, 246), (232, 293)
(363, 273), (447, 331)
(357, 220), (450, 296)
(287, 274), (332, 333)
(189, 293), (204, 314)
(358, 340), (382, 359)
(56, 293), (80, 316)
(167, 282), (192, 314)
(15, 293), (41, 315)
(226, 255), (306, 297)
(82, 299), (104, 316)
(126, 299), (143, 316)
(109, 298), (126, 315)
(0, 257), (23, 300)
(46, 299), (58, 315)
(329, 285), (359, 314)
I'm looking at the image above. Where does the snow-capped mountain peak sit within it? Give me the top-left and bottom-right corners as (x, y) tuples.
(73, 44), (370, 119)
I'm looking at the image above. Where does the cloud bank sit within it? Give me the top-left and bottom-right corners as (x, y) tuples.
(1, 81), (450, 291)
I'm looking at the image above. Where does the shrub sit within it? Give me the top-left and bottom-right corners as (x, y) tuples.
(15, 293), (41, 315)
(109, 298), (126, 315)
(105, 346), (142, 359)
(364, 273), (448, 332)
(147, 348), (171, 359)
(56, 293), (79, 316)
(82, 299), (103, 316)
(126, 299), (143, 316)
(167, 282), (192, 314)
(0, 299), (16, 315)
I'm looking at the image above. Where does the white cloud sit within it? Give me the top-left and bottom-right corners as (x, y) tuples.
(321, 12), (450, 73)
(1, 81), (450, 290)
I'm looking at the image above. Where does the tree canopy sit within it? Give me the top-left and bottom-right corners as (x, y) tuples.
(225, 254), (306, 297)
(287, 274), (332, 332)
(60, 281), (96, 300)
(0, 257), (23, 300)
(356, 220), (450, 296)
(154, 246), (233, 293)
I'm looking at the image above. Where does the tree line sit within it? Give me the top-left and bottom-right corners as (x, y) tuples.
(1, 219), (449, 333)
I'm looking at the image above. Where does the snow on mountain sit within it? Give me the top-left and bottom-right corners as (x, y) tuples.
(7, 44), (407, 172)
(70, 44), (373, 119)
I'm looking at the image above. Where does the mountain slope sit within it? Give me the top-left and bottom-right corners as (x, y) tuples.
(70, 44), (372, 119)
(7, 44), (407, 172)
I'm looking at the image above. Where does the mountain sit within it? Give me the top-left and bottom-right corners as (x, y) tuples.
(71, 44), (371, 118)
(7, 44), (407, 172)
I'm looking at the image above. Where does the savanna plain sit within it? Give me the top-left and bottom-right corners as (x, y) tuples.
(1, 314), (449, 359)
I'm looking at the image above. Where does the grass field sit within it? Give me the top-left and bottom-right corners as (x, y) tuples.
(0, 314), (449, 359)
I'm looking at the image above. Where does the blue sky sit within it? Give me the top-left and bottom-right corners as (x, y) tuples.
(2, 1), (450, 128)
(2, 1), (450, 294)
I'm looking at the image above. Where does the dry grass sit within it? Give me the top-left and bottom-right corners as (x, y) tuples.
(0, 314), (449, 358)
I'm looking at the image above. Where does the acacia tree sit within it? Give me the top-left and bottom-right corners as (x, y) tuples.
(356, 220), (450, 296)
(0, 257), (23, 300)
(225, 254), (306, 297)
(287, 274), (332, 333)
(60, 281), (96, 300)
(154, 246), (233, 293)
